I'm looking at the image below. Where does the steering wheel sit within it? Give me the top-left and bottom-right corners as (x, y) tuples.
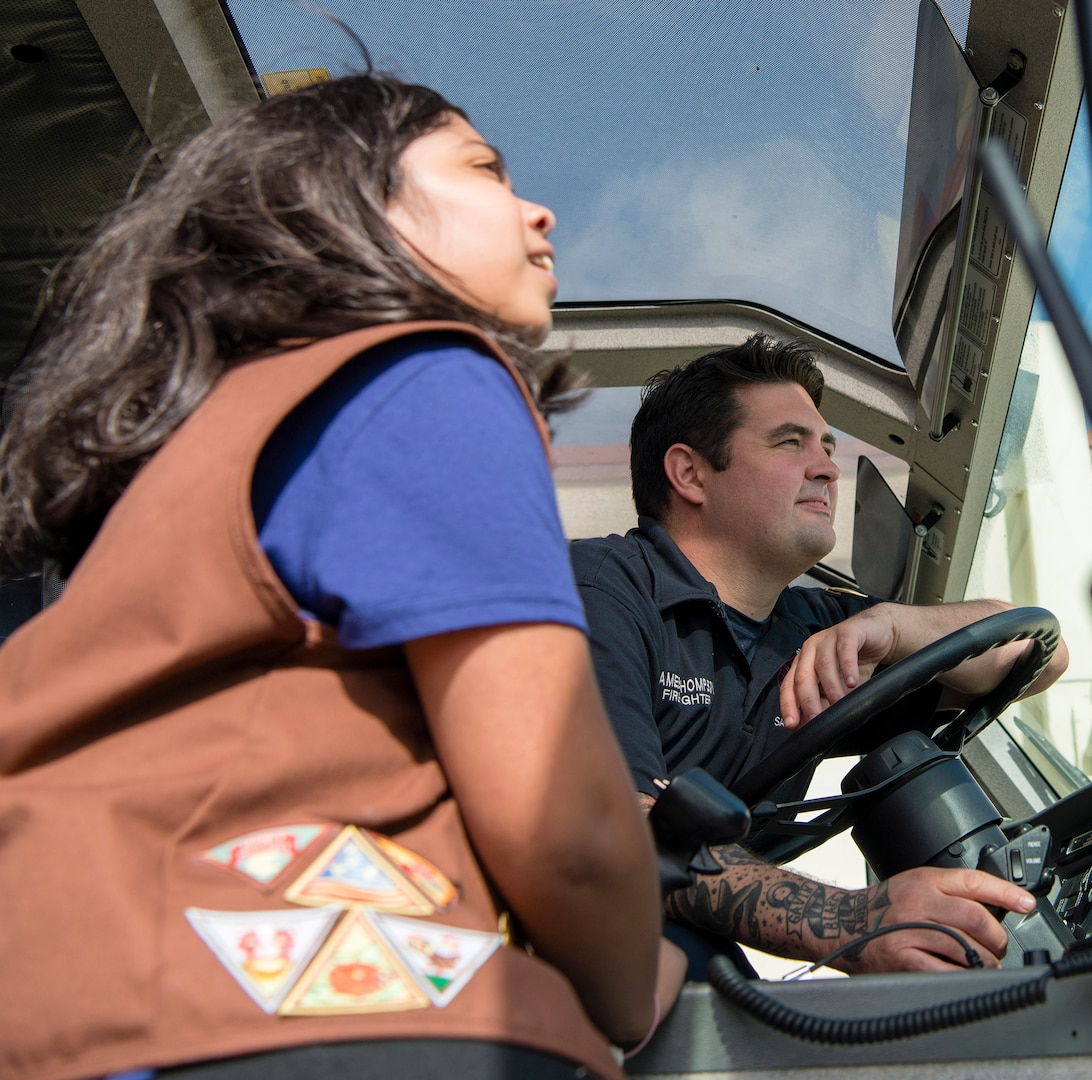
(730, 606), (1060, 810)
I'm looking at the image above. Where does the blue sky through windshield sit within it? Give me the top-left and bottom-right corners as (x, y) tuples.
(224, 2), (1092, 372)
(225, 0), (979, 365)
(1044, 95), (1092, 332)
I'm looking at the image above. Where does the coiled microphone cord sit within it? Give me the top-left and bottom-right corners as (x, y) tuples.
(708, 930), (1092, 1044)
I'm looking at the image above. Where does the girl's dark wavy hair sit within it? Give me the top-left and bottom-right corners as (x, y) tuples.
(0, 71), (584, 575)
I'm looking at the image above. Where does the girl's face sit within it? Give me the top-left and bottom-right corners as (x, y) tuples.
(387, 115), (558, 342)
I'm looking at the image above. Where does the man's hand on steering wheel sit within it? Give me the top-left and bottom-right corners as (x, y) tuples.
(780, 607), (897, 730)
(779, 599), (1068, 733)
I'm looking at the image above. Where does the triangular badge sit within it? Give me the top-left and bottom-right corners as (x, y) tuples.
(197, 823), (332, 890)
(279, 909), (430, 1015)
(369, 833), (457, 910)
(284, 826), (434, 913)
(367, 911), (502, 1006)
(185, 905), (341, 1013)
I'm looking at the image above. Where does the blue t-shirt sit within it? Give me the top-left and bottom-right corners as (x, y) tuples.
(252, 332), (586, 648)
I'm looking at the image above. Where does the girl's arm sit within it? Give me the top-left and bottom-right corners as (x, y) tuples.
(405, 621), (663, 1046)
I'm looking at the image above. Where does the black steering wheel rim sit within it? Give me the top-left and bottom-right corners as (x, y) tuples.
(730, 606), (1060, 807)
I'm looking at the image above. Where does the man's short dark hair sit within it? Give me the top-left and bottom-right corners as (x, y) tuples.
(630, 334), (825, 521)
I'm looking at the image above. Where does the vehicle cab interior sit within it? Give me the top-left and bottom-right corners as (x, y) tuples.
(4, 0), (1092, 1075)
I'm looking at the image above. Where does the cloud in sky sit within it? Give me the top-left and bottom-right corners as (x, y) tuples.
(558, 134), (902, 361)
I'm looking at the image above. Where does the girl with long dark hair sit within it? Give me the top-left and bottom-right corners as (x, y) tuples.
(0, 68), (681, 1080)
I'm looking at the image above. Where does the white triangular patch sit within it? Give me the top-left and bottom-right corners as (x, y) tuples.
(367, 911), (502, 1006)
(185, 905), (342, 1013)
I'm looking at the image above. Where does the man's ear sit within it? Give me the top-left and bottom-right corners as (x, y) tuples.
(663, 444), (705, 507)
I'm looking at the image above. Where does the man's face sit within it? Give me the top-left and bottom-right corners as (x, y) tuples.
(702, 380), (840, 579)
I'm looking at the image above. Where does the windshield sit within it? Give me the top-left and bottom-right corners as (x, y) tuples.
(969, 94), (1092, 790)
(223, 0), (972, 365)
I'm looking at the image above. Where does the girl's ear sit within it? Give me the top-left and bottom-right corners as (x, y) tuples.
(663, 444), (705, 507)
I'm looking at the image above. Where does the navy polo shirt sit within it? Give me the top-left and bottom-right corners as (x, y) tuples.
(571, 518), (883, 802)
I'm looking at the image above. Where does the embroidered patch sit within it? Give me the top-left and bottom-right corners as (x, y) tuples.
(197, 824), (332, 890)
(370, 833), (458, 910)
(279, 909), (429, 1015)
(185, 905), (341, 1013)
(284, 826), (435, 913)
(368, 911), (502, 1007)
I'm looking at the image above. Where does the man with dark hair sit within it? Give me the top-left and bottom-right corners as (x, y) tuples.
(571, 333), (1067, 976)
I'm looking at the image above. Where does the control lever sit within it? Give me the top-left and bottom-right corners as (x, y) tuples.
(955, 823), (1064, 958)
(978, 825), (1054, 895)
(647, 768), (751, 897)
(921, 818), (1054, 926)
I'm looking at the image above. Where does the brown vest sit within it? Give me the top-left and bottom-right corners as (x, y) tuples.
(0, 323), (622, 1080)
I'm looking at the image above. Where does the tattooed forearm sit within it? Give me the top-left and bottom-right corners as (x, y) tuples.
(665, 860), (763, 941)
(665, 844), (770, 945)
(766, 880), (876, 941)
(663, 841), (892, 959)
(641, 792), (898, 962)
